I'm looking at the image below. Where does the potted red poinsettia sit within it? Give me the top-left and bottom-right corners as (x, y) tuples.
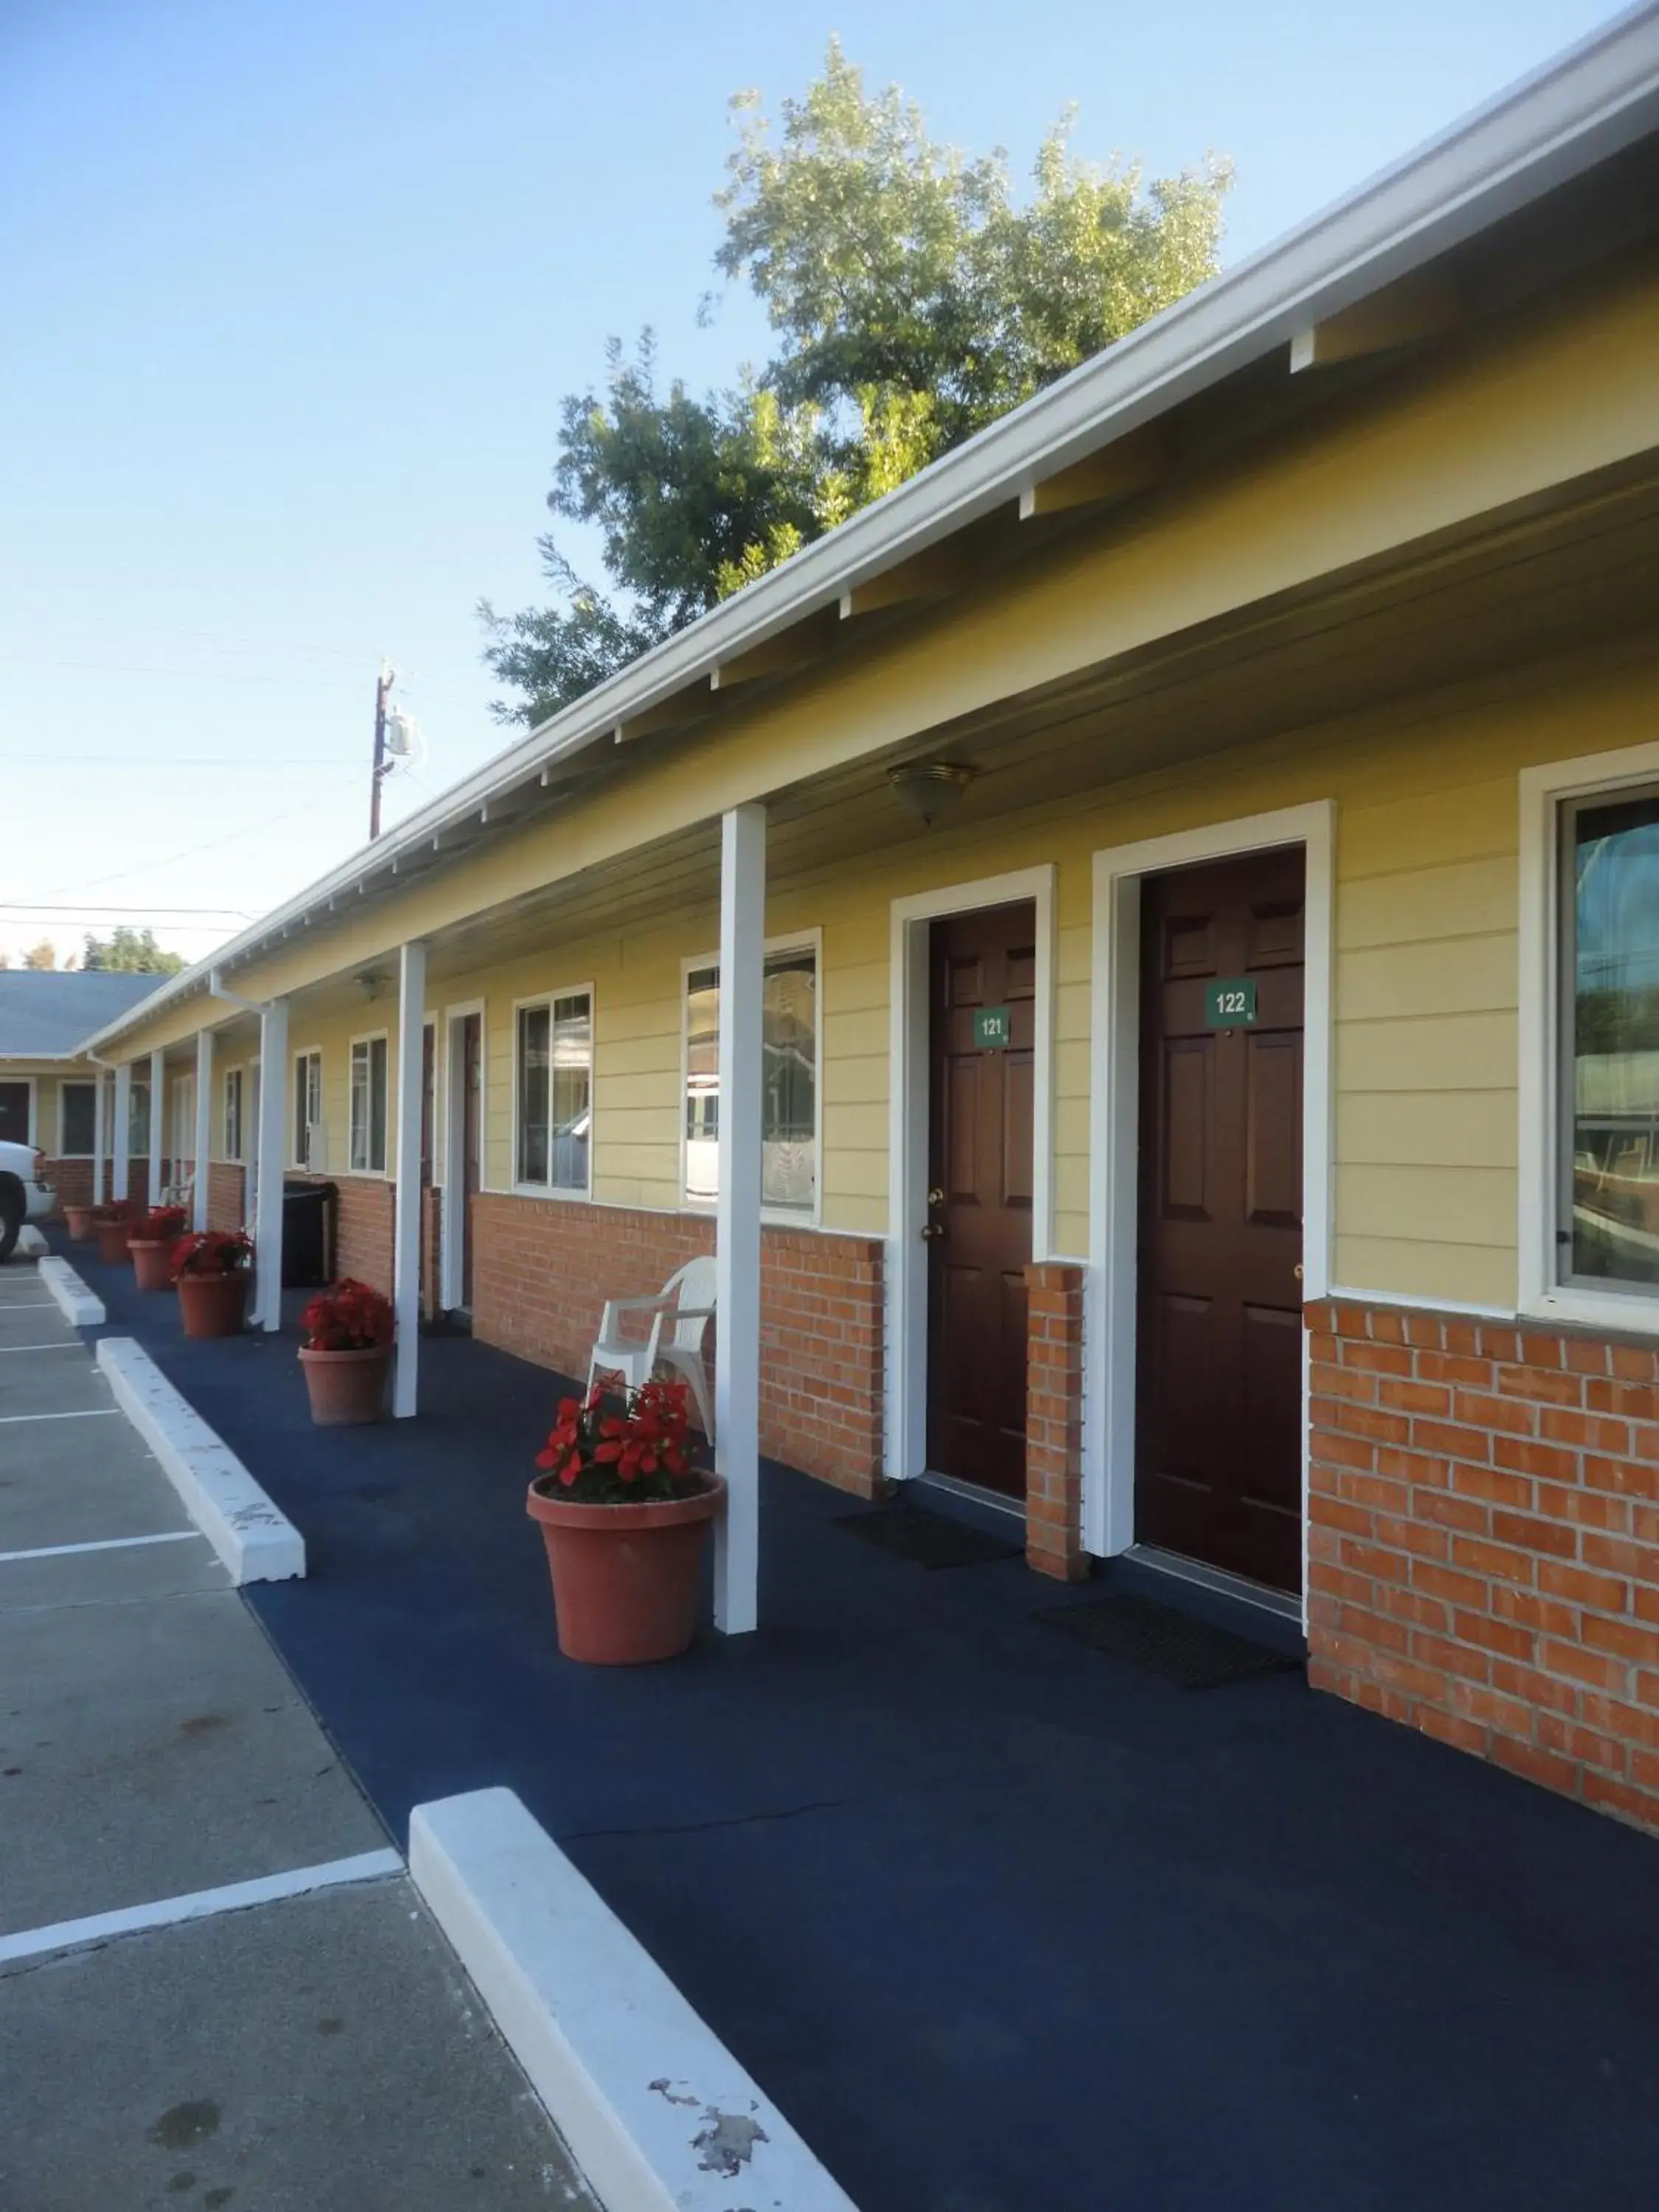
(172, 1228), (254, 1338)
(91, 1199), (138, 1265)
(526, 1379), (723, 1665)
(128, 1206), (189, 1292)
(298, 1279), (394, 1426)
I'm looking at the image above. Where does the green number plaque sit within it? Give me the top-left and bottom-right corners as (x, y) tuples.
(973, 1006), (1011, 1050)
(1205, 978), (1258, 1028)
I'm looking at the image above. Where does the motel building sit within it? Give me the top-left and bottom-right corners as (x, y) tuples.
(24, 17), (1659, 1836)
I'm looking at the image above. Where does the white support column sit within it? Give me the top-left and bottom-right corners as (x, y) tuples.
(147, 1048), (165, 1208)
(713, 803), (765, 1636)
(392, 941), (427, 1418)
(193, 1029), (214, 1231)
(92, 1068), (108, 1208)
(253, 999), (288, 1331)
(112, 1064), (131, 1202)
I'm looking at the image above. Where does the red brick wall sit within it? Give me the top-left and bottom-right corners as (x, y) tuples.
(325, 1175), (394, 1291)
(1307, 1298), (1659, 1835)
(39, 1158), (93, 1214)
(470, 1194), (886, 1497)
(1026, 1263), (1086, 1580)
(206, 1164), (246, 1232)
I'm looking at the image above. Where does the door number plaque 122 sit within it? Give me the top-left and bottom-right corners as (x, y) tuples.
(1204, 978), (1258, 1028)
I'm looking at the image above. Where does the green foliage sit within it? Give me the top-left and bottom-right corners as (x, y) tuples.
(484, 41), (1231, 726)
(80, 925), (184, 975)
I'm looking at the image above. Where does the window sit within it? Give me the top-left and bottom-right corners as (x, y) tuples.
(0, 1082), (31, 1147)
(60, 1082), (95, 1158)
(515, 991), (592, 1193)
(1559, 788), (1659, 1293)
(349, 1035), (389, 1175)
(129, 1082), (150, 1158)
(224, 1068), (243, 1162)
(682, 942), (818, 1212)
(293, 1051), (323, 1168)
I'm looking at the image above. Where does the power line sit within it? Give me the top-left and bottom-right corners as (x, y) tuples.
(0, 652), (360, 688)
(0, 753), (355, 768)
(0, 903), (254, 919)
(39, 768), (366, 897)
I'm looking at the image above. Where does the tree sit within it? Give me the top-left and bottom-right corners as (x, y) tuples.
(24, 940), (58, 970)
(484, 43), (1230, 726)
(80, 925), (185, 975)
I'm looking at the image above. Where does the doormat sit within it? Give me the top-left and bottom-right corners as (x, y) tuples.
(836, 1505), (1023, 1570)
(1033, 1590), (1303, 1691)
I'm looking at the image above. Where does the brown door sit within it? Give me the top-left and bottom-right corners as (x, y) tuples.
(1135, 848), (1305, 1593)
(926, 903), (1036, 1498)
(460, 1014), (482, 1310)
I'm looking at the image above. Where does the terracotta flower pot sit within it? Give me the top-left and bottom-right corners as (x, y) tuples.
(128, 1238), (177, 1293)
(96, 1220), (133, 1265)
(299, 1343), (391, 1425)
(177, 1270), (251, 1339)
(63, 1205), (94, 1242)
(526, 1473), (724, 1665)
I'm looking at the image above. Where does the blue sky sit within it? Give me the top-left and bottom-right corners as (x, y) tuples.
(0, 0), (1624, 967)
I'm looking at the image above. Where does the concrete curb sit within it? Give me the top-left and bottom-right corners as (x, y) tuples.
(37, 1256), (105, 1328)
(95, 1337), (305, 1585)
(410, 1787), (860, 2212)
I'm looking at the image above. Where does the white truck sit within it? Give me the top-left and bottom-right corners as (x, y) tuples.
(0, 1140), (53, 1261)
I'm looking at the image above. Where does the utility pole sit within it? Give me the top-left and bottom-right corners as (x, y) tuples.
(369, 661), (394, 841)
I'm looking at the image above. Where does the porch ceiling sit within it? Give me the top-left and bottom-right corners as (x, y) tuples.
(389, 454), (1659, 984)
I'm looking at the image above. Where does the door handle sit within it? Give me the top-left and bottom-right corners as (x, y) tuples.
(928, 1187), (945, 1206)
(921, 1223), (945, 1241)
(1293, 1264), (1304, 1281)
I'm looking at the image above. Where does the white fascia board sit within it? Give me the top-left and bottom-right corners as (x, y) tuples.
(77, 4), (1659, 1066)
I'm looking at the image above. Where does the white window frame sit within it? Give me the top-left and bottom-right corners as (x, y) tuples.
(1520, 737), (1659, 1338)
(58, 1078), (96, 1158)
(678, 928), (824, 1226)
(348, 1030), (390, 1178)
(440, 998), (486, 1311)
(223, 1066), (244, 1164)
(293, 1049), (323, 1169)
(510, 985), (594, 1200)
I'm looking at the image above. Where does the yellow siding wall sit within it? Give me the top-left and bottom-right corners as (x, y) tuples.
(97, 636), (1659, 1318)
(386, 637), (1652, 1314)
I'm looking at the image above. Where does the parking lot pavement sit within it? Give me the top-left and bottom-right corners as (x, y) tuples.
(0, 1256), (597, 2211)
(1, 1878), (595, 2212)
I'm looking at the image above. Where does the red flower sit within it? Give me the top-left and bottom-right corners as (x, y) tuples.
(299, 1278), (394, 1352)
(531, 1376), (700, 1505)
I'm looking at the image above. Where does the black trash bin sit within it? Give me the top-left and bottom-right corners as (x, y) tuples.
(282, 1178), (336, 1288)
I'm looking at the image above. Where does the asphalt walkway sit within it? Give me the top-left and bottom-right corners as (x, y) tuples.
(0, 1256), (597, 2212)
(61, 1231), (1659, 2212)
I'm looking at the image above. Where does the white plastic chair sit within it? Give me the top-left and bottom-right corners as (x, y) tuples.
(586, 1254), (717, 1443)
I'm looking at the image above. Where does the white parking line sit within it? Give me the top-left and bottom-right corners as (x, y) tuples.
(0, 1410), (119, 1425)
(0, 1343), (80, 1355)
(0, 1531), (201, 1565)
(0, 1302), (62, 1312)
(0, 1848), (407, 1966)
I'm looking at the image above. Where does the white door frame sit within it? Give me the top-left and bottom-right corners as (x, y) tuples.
(1085, 801), (1335, 1610)
(886, 863), (1057, 1483)
(440, 1000), (484, 1310)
